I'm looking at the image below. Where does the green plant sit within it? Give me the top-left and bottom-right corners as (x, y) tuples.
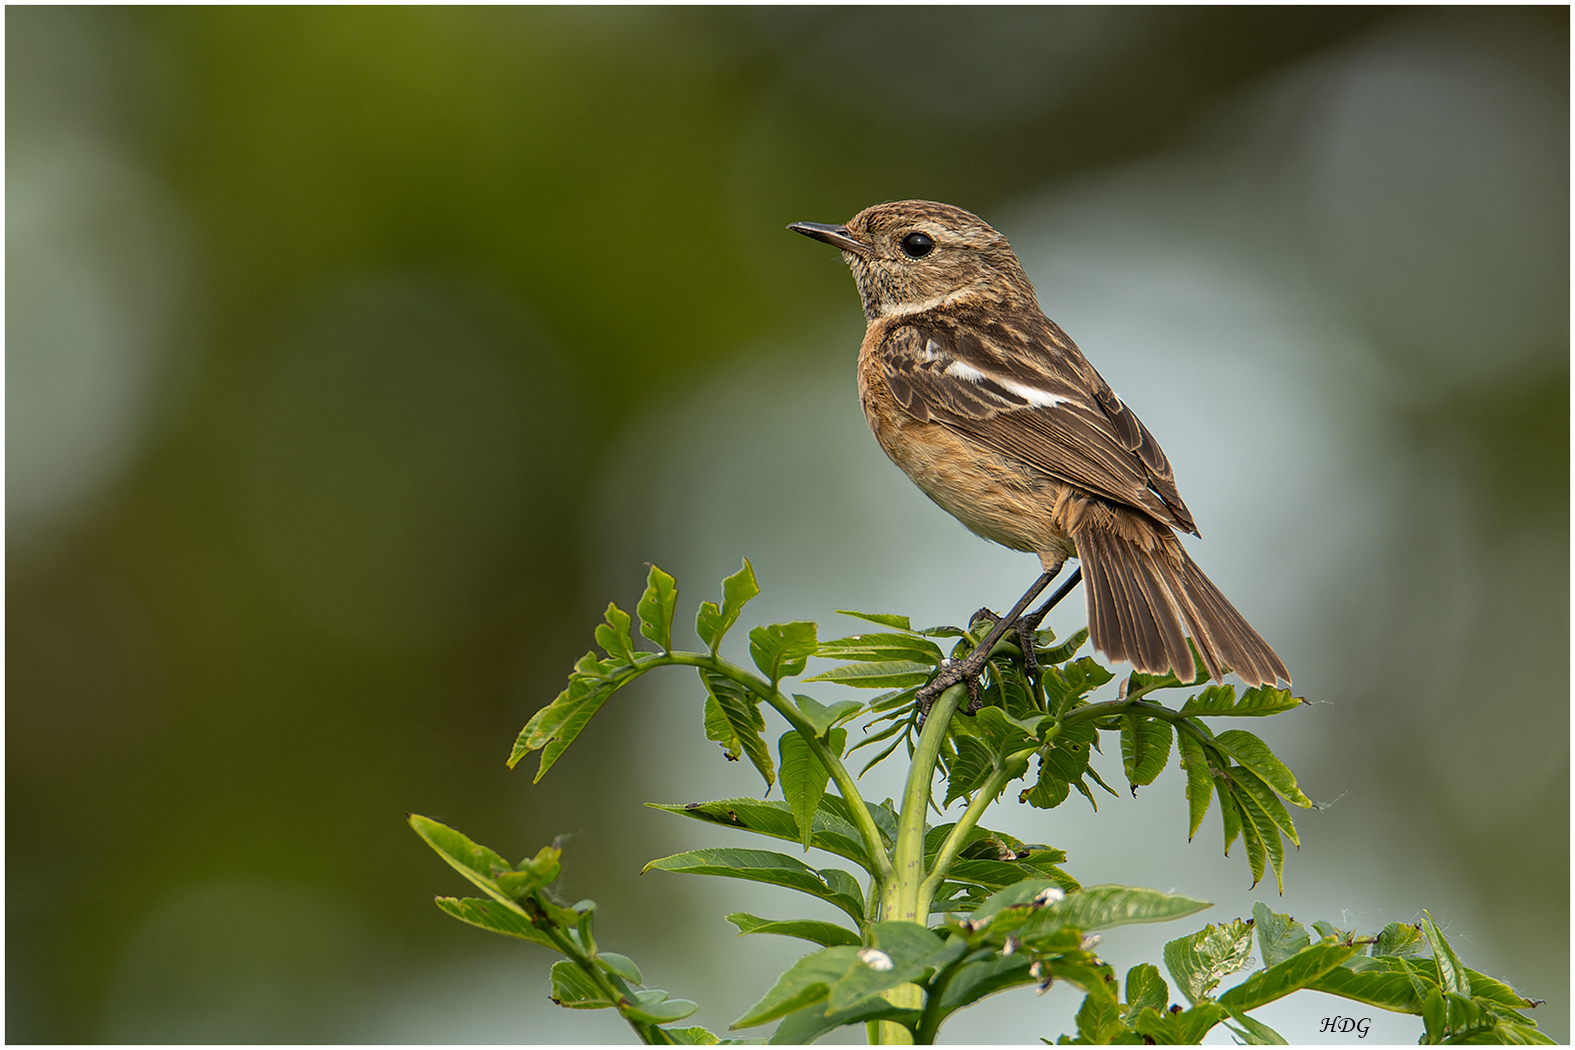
(410, 561), (1548, 1044)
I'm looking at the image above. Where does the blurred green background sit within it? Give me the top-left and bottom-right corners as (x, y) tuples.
(7, 7), (1567, 1043)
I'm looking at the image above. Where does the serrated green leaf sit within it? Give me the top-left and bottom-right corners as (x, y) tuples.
(766, 995), (919, 1045)
(1308, 956), (1431, 1011)
(410, 815), (526, 907)
(1225, 1011), (1288, 1044)
(866, 686), (921, 713)
(1176, 1002), (1229, 1043)
(1218, 942), (1362, 1012)
(1020, 719), (1098, 810)
(1176, 729), (1213, 842)
(726, 913), (861, 947)
(695, 602), (725, 653)
(697, 559), (760, 654)
(1234, 767), (1301, 849)
(700, 670), (775, 790)
(595, 602), (638, 665)
(491, 845), (564, 901)
(654, 1025), (721, 1044)
(823, 792), (897, 846)
(1212, 730), (1311, 808)
(943, 736), (996, 807)
(1252, 902), (1310, 968)
(1216, 772), (1242, 855)
(510, 665), (632, 779)
(870, 919), (948, 964)
(820, 867), (864, 912)
(1120, 714), (1172, 791)
(1310, 919), (1353, 942)
(643, 848), (863, 923)
(1461, 965), (1543, 1012)
(1231, 781), (1273, 889)
(1076, 987), (1129, 1043)
(972, 881), (1210, 936)
(1038, 626), (1090, 666)
(856, 735), (907, 778)
(1043, 656), (1116, 715)
(925, 823), (1031, 863)
(749, 621), (819, 683)
(803, 660), (933, 689)
(1125, 963), (1169, 1016)
(1045, 954), (1122, 1000)
(1181, 682), (1303, 717)
(934, 953), (1035, 1014)
(825, 921), (945, 1012)
(550, 959), (613, 1008)
(731, 946), (860, 1029)
(816, 631), (943, 662)
(637, 565), (679, 652)
(1019, 763), (1069, 810)
(647, 798), (876, 875)
(704, 693), (744, 762)
(1231, 777), (1287, 891)
(835, 610), (915, 632)
(792, 695), (862, 737)
(1420, 910), (1471, 999)
(1137, 1001), (1227, 1043)
(1374, 921), (1425, 958)
(779, 729), (845, 851)
(945, 857), (1079, 898)
(969, 704), (1047, 750)
(1164, 919), (1255, 1005)
(435, 896), (557, 948)
(1044, 884), (1212, 934)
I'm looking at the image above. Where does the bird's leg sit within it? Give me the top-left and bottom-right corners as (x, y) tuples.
(1012, 567), (1084, 682)
(916, 569), (1060, 719)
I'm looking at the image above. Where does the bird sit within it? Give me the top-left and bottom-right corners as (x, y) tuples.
(788, 200), (1289, 705)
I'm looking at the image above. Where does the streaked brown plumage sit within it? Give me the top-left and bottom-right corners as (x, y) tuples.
(790, 200), (1289, 688)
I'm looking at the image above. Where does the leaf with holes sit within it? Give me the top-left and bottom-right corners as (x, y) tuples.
(696, 559), (759, 654)
(636, 564), (679, 651)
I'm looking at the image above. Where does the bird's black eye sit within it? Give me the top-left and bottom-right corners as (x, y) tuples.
(900, 232), (935, 258)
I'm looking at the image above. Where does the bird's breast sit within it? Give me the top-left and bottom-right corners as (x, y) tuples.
(857, 340), (1073, 559)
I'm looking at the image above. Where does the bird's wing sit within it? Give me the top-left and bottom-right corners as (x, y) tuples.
(878, 312), (1198, 534)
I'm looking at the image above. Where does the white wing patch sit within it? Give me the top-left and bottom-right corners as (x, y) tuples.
(940, 358), (1067, 408)
(998, 377), (1066, 408)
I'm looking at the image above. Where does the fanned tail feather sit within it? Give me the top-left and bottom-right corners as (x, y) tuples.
(1072, 514), (1290, 687)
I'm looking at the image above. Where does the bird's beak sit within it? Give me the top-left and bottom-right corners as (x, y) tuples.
(788, 221), (869, 256)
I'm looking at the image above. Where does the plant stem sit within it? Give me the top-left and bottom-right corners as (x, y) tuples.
(913, 949), (978, 1044)
(873, 680), (968, 1045)
(529, 906), (660, 1043)
(1060, 696), (1183, 728)
(917, 747), (1036, 915)
(887, 681), (967, 921)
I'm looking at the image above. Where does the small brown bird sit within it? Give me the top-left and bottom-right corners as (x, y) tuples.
(790, 200), (1289, 696)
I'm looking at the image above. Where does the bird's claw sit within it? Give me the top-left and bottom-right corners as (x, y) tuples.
(916, 629), (996, 723)
(1016, 619), (1042, 683)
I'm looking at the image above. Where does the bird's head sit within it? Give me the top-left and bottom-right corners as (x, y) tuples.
(789, 200), (1036, 321)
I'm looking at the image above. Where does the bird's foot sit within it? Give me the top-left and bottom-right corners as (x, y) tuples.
(915, 571), (1059, 724)
(916, 607), (1015, 721)
(970, 604), (1049, 683)
(916, 648), (989, 722)
(1016, 617), (1043, 682)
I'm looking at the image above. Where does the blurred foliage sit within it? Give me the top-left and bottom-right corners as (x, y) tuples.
(5, 6), (1566, 1043)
